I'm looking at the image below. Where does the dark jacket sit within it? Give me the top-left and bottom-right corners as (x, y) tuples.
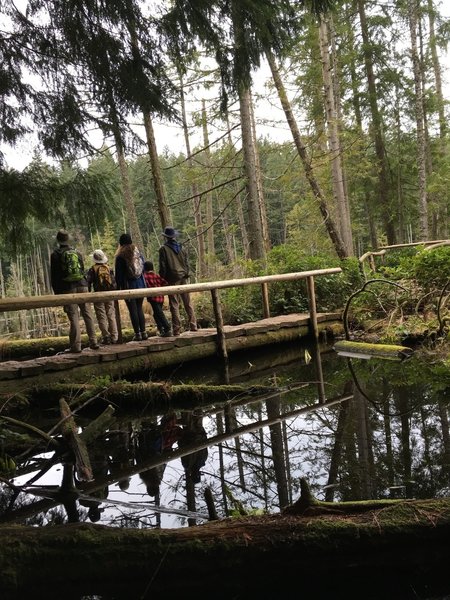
(114, 244), (146, 290)
(159, 241), (190, 285)
(50, 244), (88, 294)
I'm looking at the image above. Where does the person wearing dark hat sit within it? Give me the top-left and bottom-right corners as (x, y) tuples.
(158, 226), (197, 336)
(50, 229), (99, 353)
(114, 233), (148, 342)
(86, 249), (119, 344)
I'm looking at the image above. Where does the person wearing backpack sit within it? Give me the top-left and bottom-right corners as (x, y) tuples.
(86, 249), (119, 345)
(143, 260), (172, 337)
(114, 233), (148, 342)
(50, 229), (99, 353)
(158, 226), (197, 336)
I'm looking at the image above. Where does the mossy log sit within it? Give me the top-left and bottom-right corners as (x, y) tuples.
(0, 382), (278, 416)
(2, 496), (450, 599)
(334, 339), (414, 361)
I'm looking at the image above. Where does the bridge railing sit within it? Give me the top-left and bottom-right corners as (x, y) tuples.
(0, 268), (342, 349)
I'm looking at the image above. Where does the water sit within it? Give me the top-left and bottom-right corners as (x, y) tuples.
(1, 339), (449, 598)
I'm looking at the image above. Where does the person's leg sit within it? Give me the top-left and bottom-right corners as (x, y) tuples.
(105, 300), (118, 342)
(79, 301), (99, 348)
(168, 293), (181, 335)
(180, 291), (197, 331)
(94, 302), (109, 340)
(125, 299), (140, 334)
(151, 301), (171, 334)
(136, 298), (147, 339)
(64, 302), (81, 352)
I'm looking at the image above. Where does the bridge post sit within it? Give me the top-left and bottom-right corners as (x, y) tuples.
(261, 283), (270, 318)
(306, 276), (318, 339)
(210, 289), (228, 361)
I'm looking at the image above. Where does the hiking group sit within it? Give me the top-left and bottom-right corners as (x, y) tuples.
(50, 226), (197, 353)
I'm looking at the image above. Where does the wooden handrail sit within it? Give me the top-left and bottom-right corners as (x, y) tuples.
(0, 268), (342, 312)
(0, 268), (343, 350)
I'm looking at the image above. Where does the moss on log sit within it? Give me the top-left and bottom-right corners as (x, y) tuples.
(334, 340), (414, 361)
(2, 497), (450, 598)
(0, 381), (277, 415)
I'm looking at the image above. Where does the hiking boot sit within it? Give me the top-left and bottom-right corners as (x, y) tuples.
(89, 342), (100, 350)
(132, 333), (142, 342)
(65, 347), (82, 354)
(189, 326), (198, 332)
(101, 336), (112, 345)
(161, 329), (173, 337)
(140, 331), (149, 341)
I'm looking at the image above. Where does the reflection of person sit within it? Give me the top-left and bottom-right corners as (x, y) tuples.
(86, 249), (118, 345)
(158, 226), (197, 336)
(179, 411), (208, 484)
(135, 413), (183, 497)
(107, 426), (133, 492)
(143, 260), (172, 337)
(50, 229), (99, 353)
(78, 441), (109, 522)
(114, 233), (148, 342)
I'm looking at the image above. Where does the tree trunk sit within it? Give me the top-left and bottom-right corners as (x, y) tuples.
(179, 72), (206, 277)
(238, 85), (267, 262)
(143, 112), (172, 228)
(201, 99), (216, 276)
(408, 0), (429, 239)
(318, 15), (353, 256)
(266, 50), (348, 260)
(357, 0), (396, 245)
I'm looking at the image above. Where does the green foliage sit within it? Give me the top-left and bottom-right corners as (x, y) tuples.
(412, 247), (450, 291)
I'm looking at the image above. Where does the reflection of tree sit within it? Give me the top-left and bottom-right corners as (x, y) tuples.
(266, 396), (289, 509)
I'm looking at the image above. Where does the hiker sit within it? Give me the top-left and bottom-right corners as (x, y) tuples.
(143, 260), (172, 337)
(86, 249), (119, 345)
(158, 226), (197, 336)
(114, 233), (148, 342)
(50, 229), (99, 353)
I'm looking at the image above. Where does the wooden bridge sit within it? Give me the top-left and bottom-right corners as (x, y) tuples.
(0, 268), (343, 389)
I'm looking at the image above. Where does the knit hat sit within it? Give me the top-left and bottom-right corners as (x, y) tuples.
(56, 229), (70, 244)
(92, 249), (108, 264)
(119, 233), (132, 246)
(162, 226), (178, 238)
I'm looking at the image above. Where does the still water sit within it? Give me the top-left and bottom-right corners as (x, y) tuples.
(1, 339), (450, 597)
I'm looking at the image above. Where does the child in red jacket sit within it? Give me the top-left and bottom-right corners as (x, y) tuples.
(143, 261), (172, 337)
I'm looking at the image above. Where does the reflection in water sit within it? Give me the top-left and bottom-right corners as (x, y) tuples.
(1, 342), (449, 530)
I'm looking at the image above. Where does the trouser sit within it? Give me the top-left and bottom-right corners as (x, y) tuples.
(93, 300), (118, 341)
(168, 282), (197, 334)
(148, 300), (171, 333)
(62, 287), (97, 351)
(125, 297), (146, 334)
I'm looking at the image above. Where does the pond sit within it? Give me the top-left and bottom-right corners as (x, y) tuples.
(1, 338), (450, 599)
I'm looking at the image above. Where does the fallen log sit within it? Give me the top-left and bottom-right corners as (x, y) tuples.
(2, 496), (450, 599)
(333, 339), (414, 361)
(0, 382), (281, 415)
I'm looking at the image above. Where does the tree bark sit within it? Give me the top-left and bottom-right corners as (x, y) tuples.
(408, 0), (429, 239)
(266, 50), (348, 260)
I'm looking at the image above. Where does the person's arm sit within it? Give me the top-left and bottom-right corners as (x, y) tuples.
(115, 256), (127, 289)
(50, 252), (62, 294)
(86, 267), (94, 292)
(159, 247), (167, 279)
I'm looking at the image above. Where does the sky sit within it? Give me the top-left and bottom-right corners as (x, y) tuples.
(2, 4), (450, 171)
